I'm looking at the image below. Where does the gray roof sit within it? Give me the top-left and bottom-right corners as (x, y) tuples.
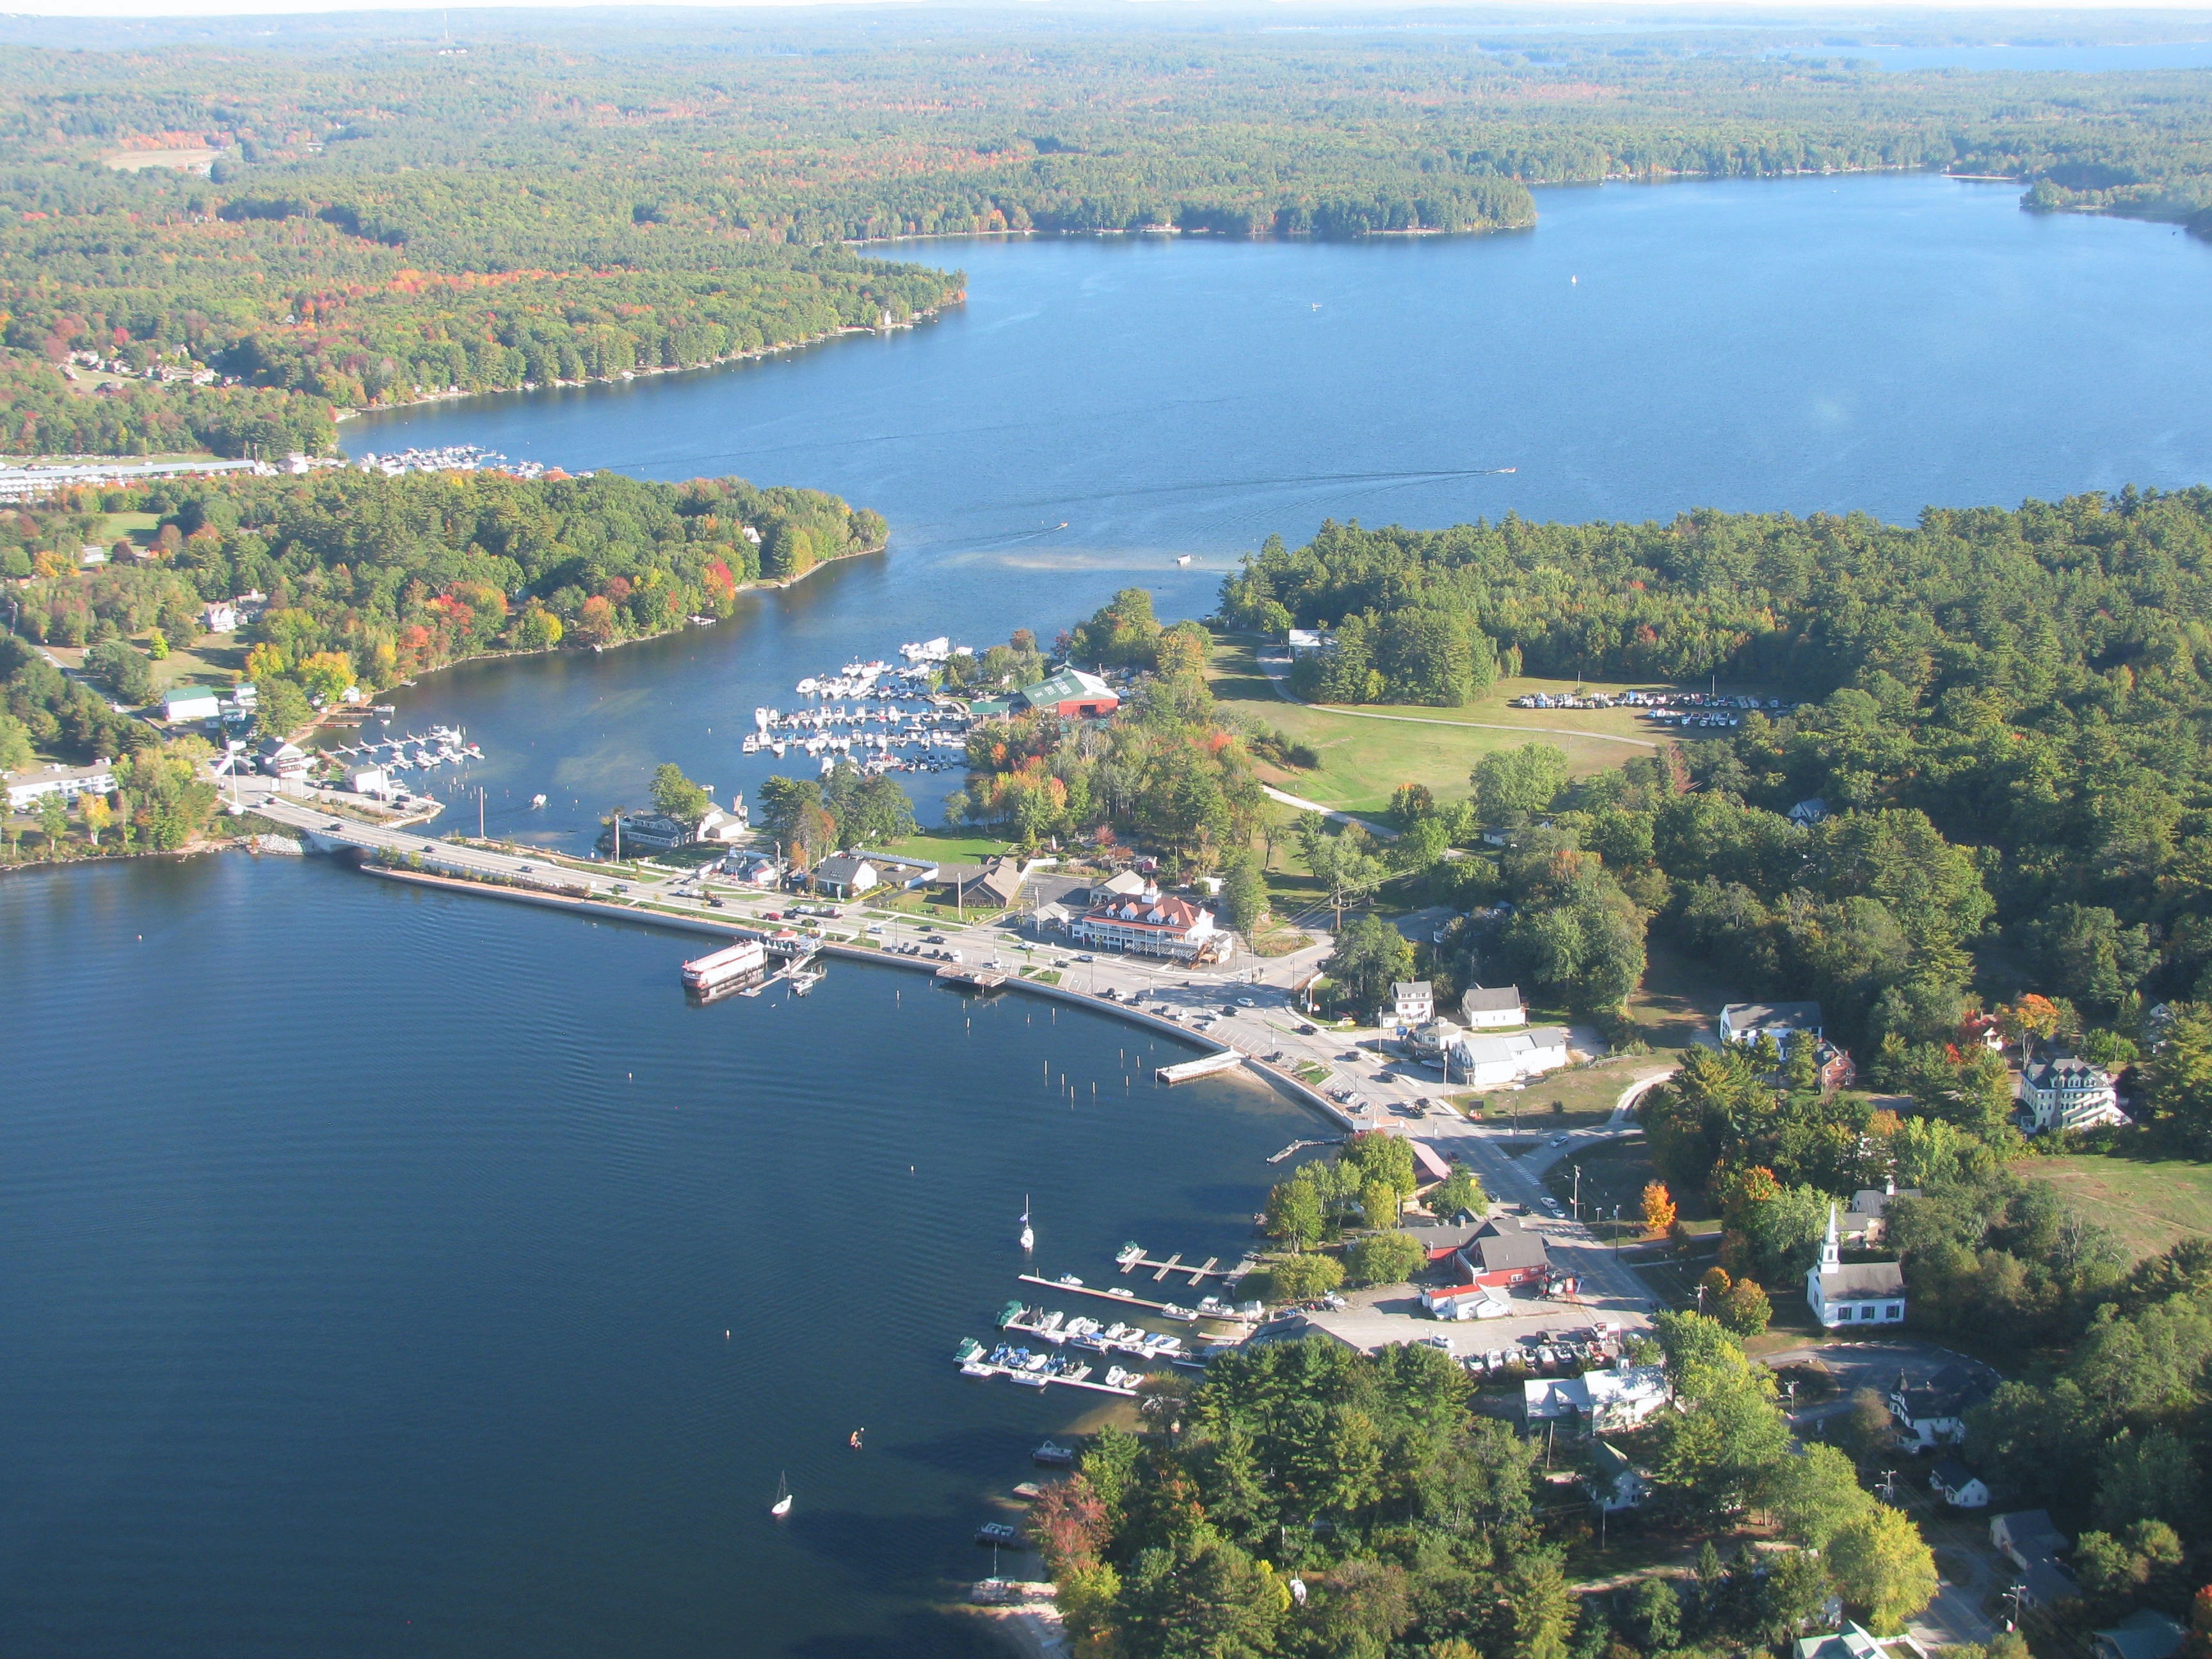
(1930, 1457), (1979, 1491)
(1818, 1261), (1905, 1297)
(1471, 1229), (1550, 1275)
(1895, 1364), (1992, 1420)
(2024, 1057), (2115, 1091)
(1393, 981), (1432, 999)
(1997, 1510), (2069, 1556)
(1848, 1187), (1918, 1217)
(2096, 1612), (2188, 1659)
(1460, 985), (1524, 1014)
(1723, 1000), (1824, 1035)
(813, 854), (877, 884)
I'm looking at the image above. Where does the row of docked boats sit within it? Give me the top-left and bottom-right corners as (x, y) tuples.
(326, 723), (485, 773)
(952, 1338), (1157, 1396)
(998, 1302), (1187, 1359)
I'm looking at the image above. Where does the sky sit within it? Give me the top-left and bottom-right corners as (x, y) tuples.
(13, 0), (2210, 18)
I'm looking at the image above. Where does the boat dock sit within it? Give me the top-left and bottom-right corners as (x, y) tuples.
(1116, 1242), (1257, 1288)
(1155, 1050), (1244, 1085)
(1016, 1272), (1260, 1322)
(1265, 1136), (1342, 1164)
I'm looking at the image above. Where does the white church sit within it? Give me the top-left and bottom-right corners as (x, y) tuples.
(1806, 1203), (1907, 1328)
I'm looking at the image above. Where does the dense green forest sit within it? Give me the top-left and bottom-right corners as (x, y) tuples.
(1226, 492), (2212, 1043)
(5, 19), (2212, 451)
(0, 469), (881, 753)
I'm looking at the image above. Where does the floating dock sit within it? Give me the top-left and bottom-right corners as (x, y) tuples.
(1155, 1050), (1243, 1085)
(936, 965), (1009, 989)
(1017, 1272), (1260, 1322)
(1116, 1243), (1257, 1287)
(954, 1350), (1143, 1397)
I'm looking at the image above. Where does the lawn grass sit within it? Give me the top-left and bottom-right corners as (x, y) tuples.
(1541, 1137), (1717, 1242)
(1625, 937), (1731, 1052)
(1461, 1061), (1647, 1132)
(869, 827), (1014, 864)
(1207, 636), (1736, 815)
(2032, 1153), (2212, 1262)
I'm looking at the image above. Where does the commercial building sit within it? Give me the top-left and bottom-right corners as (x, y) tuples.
(162, 685), (222, 723)
(1445, 1026), (1571, 1089)
(1071, 885), (1219, 960)
(3, 760), (115, 812)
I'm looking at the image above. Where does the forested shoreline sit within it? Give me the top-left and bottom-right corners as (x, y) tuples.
(0, 468), (883, 775)
(6, 20), (2212, 453)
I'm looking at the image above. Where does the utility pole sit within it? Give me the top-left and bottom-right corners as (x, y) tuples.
(1571, 1163), (1582, 1222)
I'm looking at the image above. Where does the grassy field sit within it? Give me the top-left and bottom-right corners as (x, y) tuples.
(2033, 1154), (2212, 1261)
(1207, 637), (1737, 815)
(870, 829), (1014, 864)
(1458, 1059), (1651, 1130)
(1624, 938), (1731, 1051)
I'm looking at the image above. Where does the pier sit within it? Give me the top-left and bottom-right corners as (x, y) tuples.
(1016, 1272), (1260, 1322)
(936, 965), (1009, 989)
(1115, 1243), (1257, 1288)
(1155, 1050), (1243, 1085)
(954, 1354), (1142, 1397)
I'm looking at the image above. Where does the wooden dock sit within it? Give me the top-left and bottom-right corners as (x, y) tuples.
(954, 1355), (1142, 1397)
(1115, 1244), (1258, 1288)
(936, 965), (1009, 989)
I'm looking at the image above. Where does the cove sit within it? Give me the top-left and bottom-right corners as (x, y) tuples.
(347, 172), (2212, 854)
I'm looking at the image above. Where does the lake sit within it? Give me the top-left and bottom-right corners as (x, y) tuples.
(6, 172), (2212, 1657)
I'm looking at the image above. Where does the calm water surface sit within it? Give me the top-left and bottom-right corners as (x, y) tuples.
(351, 173), (2212, 848)
(10, 173), (2212, 1656)
(0, 856), (1302, 1657)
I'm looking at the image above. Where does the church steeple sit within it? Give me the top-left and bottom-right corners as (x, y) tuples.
(1820, 1203), (1842, 1270)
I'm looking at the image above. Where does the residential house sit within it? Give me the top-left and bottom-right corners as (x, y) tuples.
(1959, 1011), (2006, 1054)
(1391, 981), (1434, 1026)
(2020, 1057), (2128, 1134)
(719, 849), (782, 886)
(1286, 629), (1335, 658)
(812, 854), (881, 899)
(2094, 1612), (2188, 1659)
(1719, 1000), (1825, 1048)
(1840, 1183), (1919, 1247)
(1928, 1457), (1990, 1509)
(1522, 1363), (1671, 1434)
(1811, 1037), (1857, 1092)
(1806, 1205), (1906, 1329)
(1787, 798), (1831, 830)
(3, 760), (115, 812)
(1893, 1362), (2000, 1451)
(1071, 885), (1219, 961)
(1445, 1026), (1571, 1089)
(609, 811), (691, 853)
(1992, 1511), (2071, 1573)
(1588, 1439), (1650, 1512)
(693, 800), (749, 844)
(1792, 1623), (1928, 1659)
(1459, 985), (1527, 1029)
(163, 685), (222, 723)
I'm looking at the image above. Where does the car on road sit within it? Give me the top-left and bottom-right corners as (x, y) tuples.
(705, 897), (725, 909)
(1076, 954), (1094, 963)
(1550, 1134), (1569, 1147)
(927, 934), (947, 945)
(1296, 1024), (1317, 1036)
(1540, 1199), (1564, 1216)
(518, 863), (534, 872)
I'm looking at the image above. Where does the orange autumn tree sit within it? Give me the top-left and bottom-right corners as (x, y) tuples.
(1641, 1180), (1678, 1237)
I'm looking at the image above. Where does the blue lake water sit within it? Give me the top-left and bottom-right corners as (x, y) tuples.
(8, 172), (2212, 1657)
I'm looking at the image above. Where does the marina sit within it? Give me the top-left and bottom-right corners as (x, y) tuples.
(1155, 1050), (1244, 1086)
(1016, 1272), (1262, 1321)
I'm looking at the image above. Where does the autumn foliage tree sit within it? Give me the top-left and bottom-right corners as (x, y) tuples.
(1642, 1180), (1678, 1237)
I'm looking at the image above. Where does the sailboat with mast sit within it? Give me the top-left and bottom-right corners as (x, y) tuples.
(770, 1471), (792, 1518)
(1019, 1196), (1034, 1254)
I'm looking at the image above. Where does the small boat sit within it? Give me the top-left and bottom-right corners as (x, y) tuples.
(849, 1429), (865, 1450)
(770, 1472), (792, 1518)
(1057, 1273), (1084, 1288)
(1013, 1482), (1043, 1502)
(954, 1338), (984, 1364)
(529, 794), (547, 809)
(1032, 1440), (1076, 1467)
(1175, 554), (1192, 566)
(1018, 1196), (1034, 1254)
(1009, 1370), (1049, 1388)
(976, 1522), (1020, 1546)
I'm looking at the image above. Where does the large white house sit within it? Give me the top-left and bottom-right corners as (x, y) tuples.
(1806, 1205), (1906, 1328)
(1445, 1025), (1570, 1089)
(1391, 981), (1434, 1025)
(2019, 1057), (2127, 1134)
(1071, 886), (1219, 961)
(1719, 1000), (1823, 1047)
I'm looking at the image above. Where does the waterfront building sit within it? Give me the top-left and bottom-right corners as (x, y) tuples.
(609, 811), (691, 852)
(255, 739), (309, 781)
(968, 667), (1120, 721)
(1070, 884), (1217, 960)
(3, 759), (115, 811)
(812, 853), (881, 899)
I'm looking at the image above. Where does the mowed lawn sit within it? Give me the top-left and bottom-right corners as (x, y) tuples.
(2034, 1155), (2212, 1261)
(1207, 637), (1729, 815)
